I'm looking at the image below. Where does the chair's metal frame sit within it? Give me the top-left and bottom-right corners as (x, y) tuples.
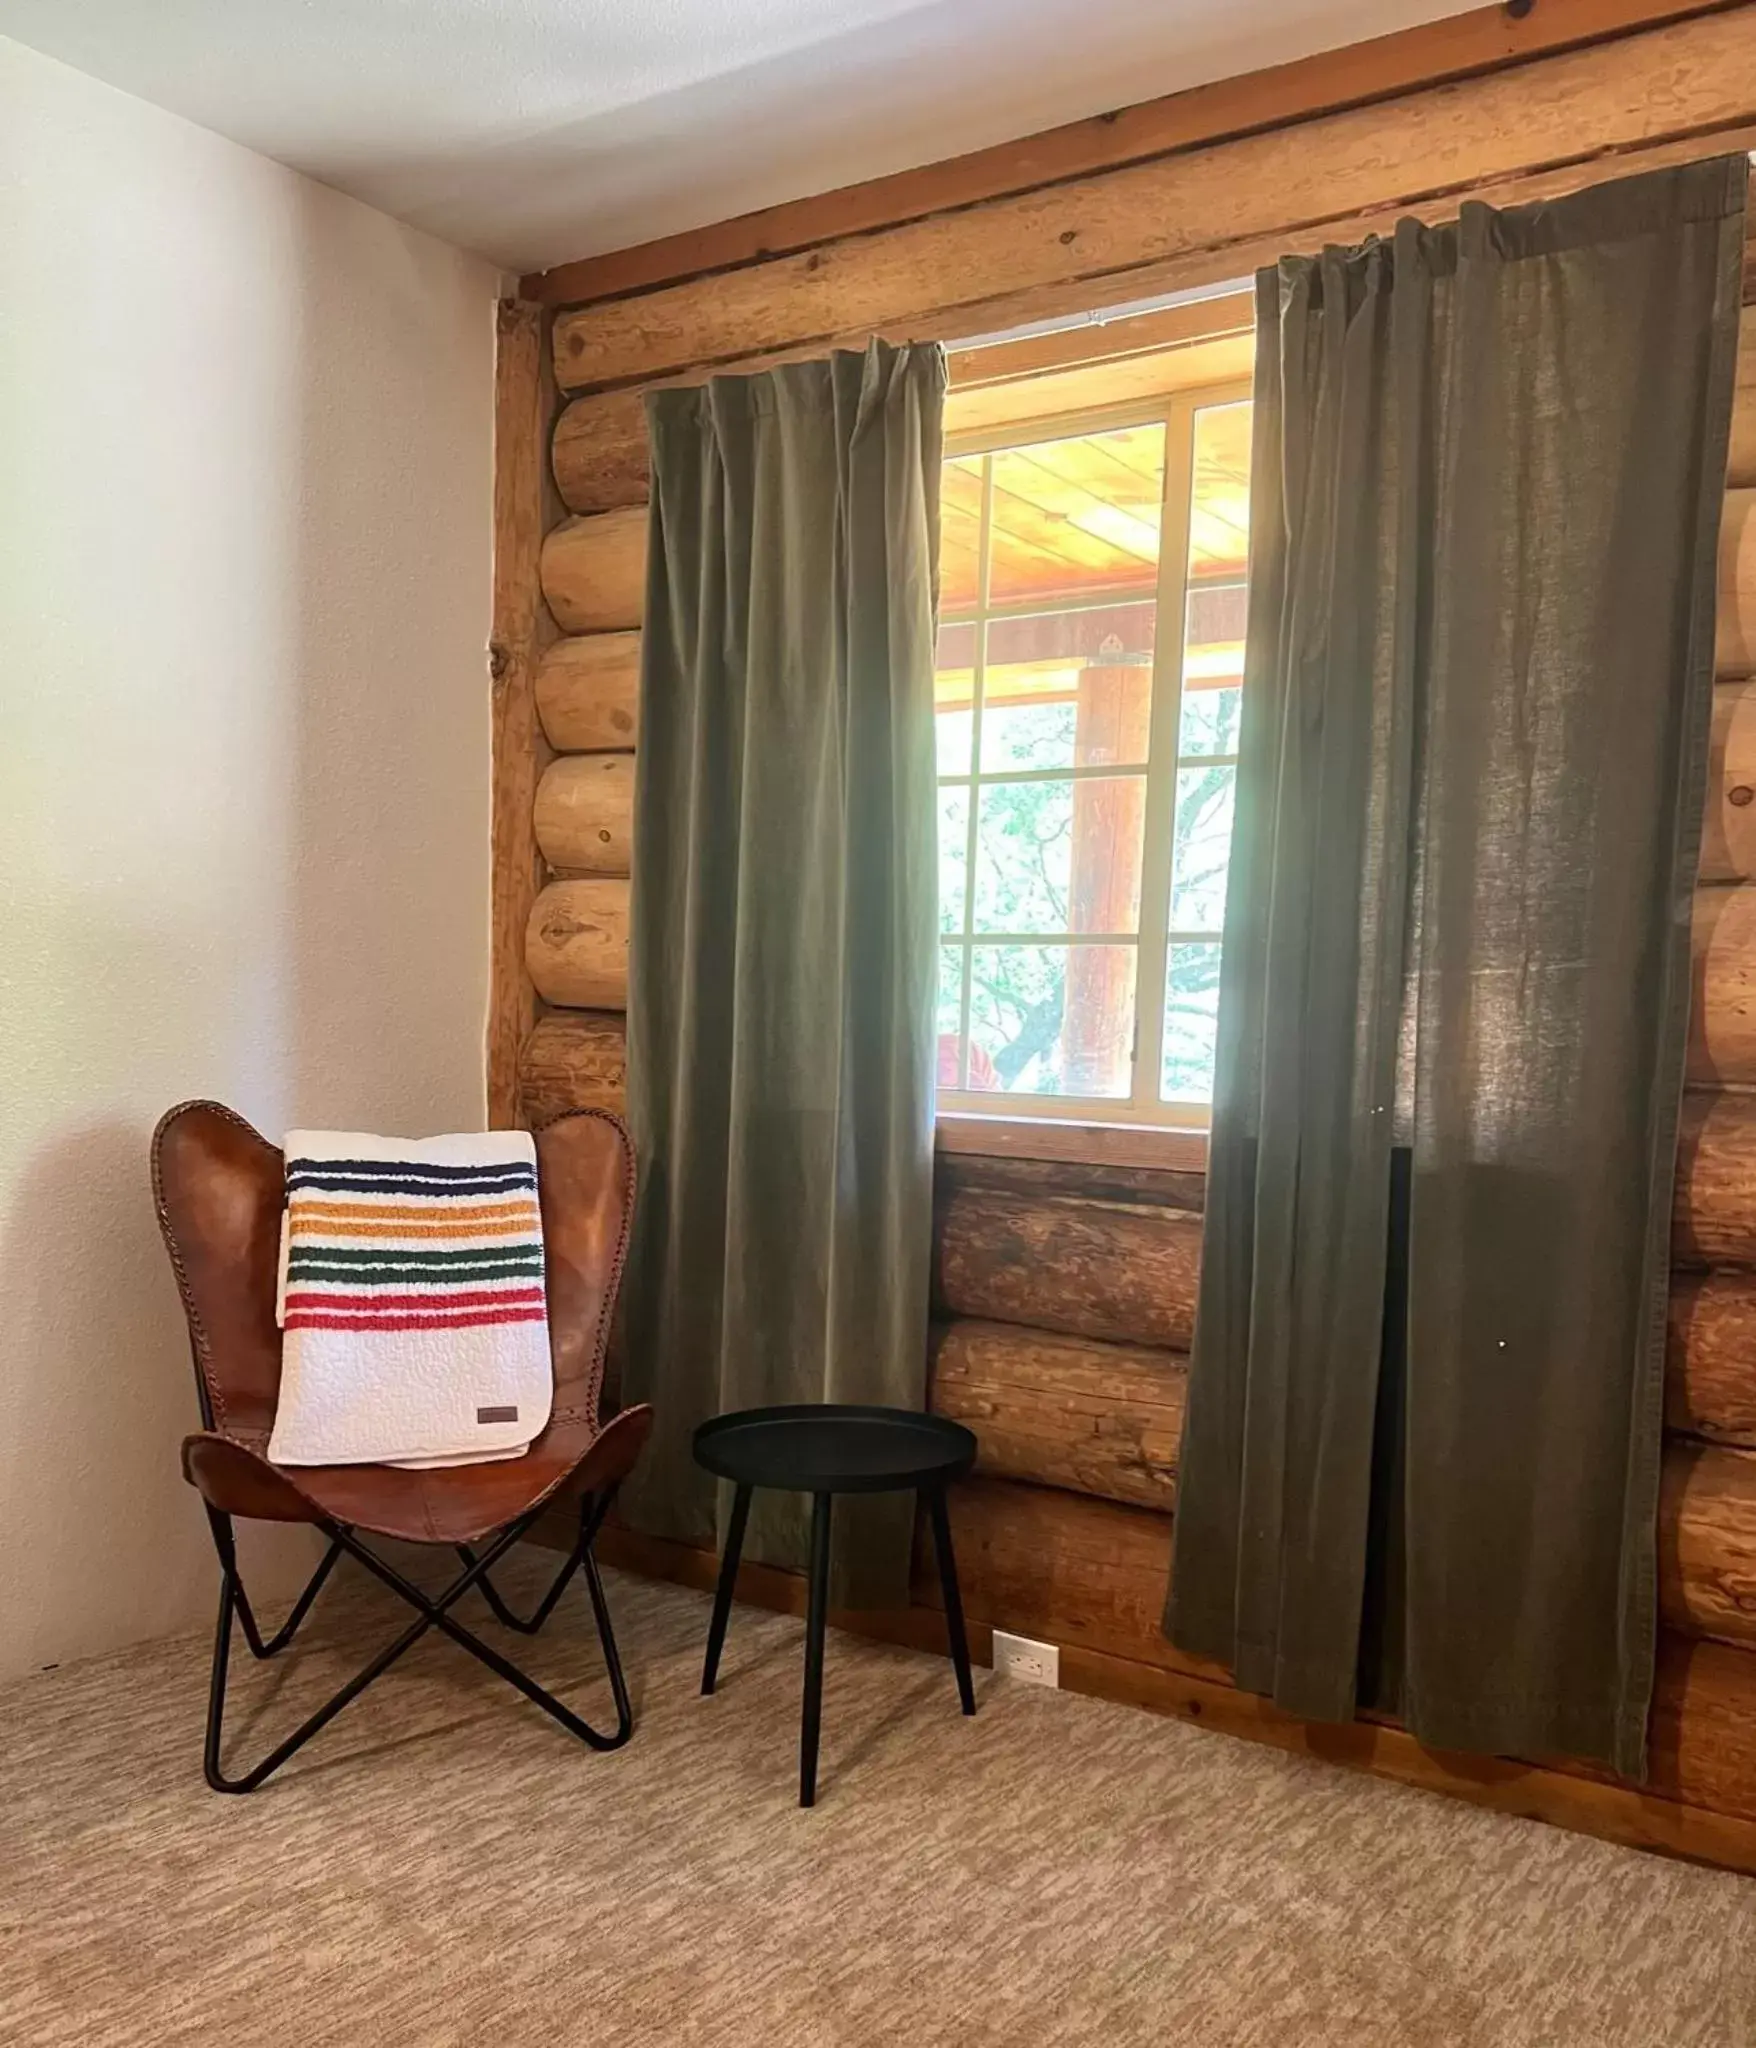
(201, 1485), (630, 1794)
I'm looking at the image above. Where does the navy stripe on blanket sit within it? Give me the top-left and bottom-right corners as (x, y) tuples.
(285, 1156), (537, 1184)
(285, 1172), (537, 1197)
(286, 1243), (542, 1268)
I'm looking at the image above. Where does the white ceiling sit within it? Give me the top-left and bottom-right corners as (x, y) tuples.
(0, 0), (1473, 274)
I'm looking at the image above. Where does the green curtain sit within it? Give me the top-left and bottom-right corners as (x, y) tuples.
(1167, 158), (1747, 1779)
(619, 341), (946, 1606)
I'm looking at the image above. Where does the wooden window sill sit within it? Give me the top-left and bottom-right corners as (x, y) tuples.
(934, 1113), (1209, 1173)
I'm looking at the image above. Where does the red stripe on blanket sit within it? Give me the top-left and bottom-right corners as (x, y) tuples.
(283, 1307), (549, 1332)
(284, 1286), (545, 1311)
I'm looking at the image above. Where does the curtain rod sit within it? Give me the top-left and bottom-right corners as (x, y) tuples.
(946, 274), (1253, 356)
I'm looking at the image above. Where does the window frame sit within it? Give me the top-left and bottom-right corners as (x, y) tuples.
(934, 374), (1252, 1135)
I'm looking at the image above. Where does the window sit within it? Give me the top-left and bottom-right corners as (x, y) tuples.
(935, 386), (1252, 1126)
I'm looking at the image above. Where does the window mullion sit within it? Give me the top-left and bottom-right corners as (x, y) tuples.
(1133, 396), (1197, 1118)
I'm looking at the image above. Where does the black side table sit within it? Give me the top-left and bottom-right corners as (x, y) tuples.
(693, 1403), (978, 1806)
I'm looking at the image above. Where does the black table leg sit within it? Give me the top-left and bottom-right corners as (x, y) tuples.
(800, 1491), (833, 1807)
(925, 1482), (976, 1716)
(701, 1482), (753, 1696)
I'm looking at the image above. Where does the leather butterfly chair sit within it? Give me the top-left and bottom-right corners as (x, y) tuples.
(151, 1100), (652, 1793)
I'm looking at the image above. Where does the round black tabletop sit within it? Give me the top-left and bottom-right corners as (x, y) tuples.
(693, 1403), (977, 1496)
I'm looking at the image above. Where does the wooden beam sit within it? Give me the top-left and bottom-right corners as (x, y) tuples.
(535, 631), (641, 751)
(525, 877), (630, 1008)
(1722, 484), (1756, 676)
(520, 0), (1742, 308)
(929, 1318), (1187, 1510)
(519, 1009), (627, 1126)
(1669, 1271), (1756, 1444)
(1676, 1087), (1756, 1266)
(935, 1178), (1204, 1350)
(486, 300), (553, 1128)
(1734, 312), (1756, 487)
(533, 754), (635, 875)
(540, 509), (646, 633)
(1702, 678), (1756, 883)
(550, 11), (1756, 391)
(1662, 1439), (1756, 1647)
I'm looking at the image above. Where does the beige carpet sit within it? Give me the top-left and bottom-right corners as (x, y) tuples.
(3, 1558), (1754, 2048)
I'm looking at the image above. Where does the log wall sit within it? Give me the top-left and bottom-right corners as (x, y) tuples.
(491, 1), (1756, 1868)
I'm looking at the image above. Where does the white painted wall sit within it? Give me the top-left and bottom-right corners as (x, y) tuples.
(0, 37), (501, 1680)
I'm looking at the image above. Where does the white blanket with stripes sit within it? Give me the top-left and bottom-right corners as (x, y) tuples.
(266, 1129), (553, 1470)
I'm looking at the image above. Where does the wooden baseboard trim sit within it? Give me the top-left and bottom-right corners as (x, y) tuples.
(580, 1518), (1756, 1876)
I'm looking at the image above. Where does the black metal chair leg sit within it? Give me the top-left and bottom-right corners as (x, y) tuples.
(800, 1491), (833, 1808)
(201, 1508), (557, 1792)
(580, 1548), (633, 1743)
(701, 1482), (753, 1695)
(204, 1559), (442, 1795)
(925, 1483), (976, 1716)
(334, 1518), (632, 1752)
(209, 1511), (343, 1661)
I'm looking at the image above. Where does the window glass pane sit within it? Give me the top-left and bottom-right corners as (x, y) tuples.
(980, 698), (1077, 774)
(1177, 403), (1251, 773)
(1182, 578), (1246, 708)
(1161, 942), (1221, 1104)
(938, 786), (969, 935)
(936, 945), (967, 1089)
(968, 944), (1137, 1099)
(1178, 682), (1241, 759)
(939, 455), (986, 611)
(972, 778), (1072, 933)
(1187, 404), (1252, 586)
(974, 776), (1147, 937)
(988, 424), (1166, 609)
(1169, 765), (1236, 934)
(979, 605), (1156, 774)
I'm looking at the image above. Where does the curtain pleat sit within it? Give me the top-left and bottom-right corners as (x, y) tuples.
(620, 341), (947, 1607)
(1167, 158), (1747, 1777)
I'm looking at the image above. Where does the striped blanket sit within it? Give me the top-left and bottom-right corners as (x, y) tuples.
(266, 1129), (553, 1470)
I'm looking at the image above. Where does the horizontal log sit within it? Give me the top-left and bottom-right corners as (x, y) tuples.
(519, 1010), (627, 1126)
(935, 1180), (1202, 1350)
(1668, 1272), (1756, 1446)
(928, 1319), (1186, 1511)
(1654, 1632), (1756, 1825)
(1690, 883), (1756, 1083)
(1701, 680), (1756, 884)
(928, 1470), (1756, 1819)
(535, 633), (640, 751)
(552, 12), (1756, 391)
(1733, 314), (1756, 491)
(1675, 1087), (1756, 1268)
(1661, 1440), (1756, 1650)
(533, 754), (634, 875)
(524, 878), (629, 1008)
(553, 387), (651, 517)
(540, 508), (646, 635)
(1721, 487), (1756, 678)
(934, 1144), (1208, 1215)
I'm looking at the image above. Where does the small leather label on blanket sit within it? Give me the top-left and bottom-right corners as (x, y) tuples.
(477, 1405), (519, 1424)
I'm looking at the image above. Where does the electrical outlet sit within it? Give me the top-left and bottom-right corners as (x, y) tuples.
(991, 1628), (1060, 1687)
